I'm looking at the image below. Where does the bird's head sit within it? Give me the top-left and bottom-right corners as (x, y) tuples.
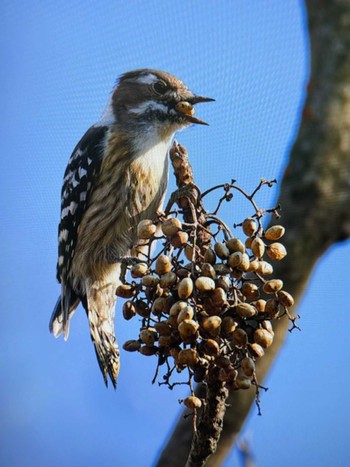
(102, 69), (214, 135)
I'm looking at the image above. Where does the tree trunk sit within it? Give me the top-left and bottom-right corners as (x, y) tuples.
(156, 1), (350, 465)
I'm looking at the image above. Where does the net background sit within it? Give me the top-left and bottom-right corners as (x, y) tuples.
(1, 2), (349, 466)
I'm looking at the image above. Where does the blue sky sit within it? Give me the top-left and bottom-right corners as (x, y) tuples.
(1, 1), (349, 466)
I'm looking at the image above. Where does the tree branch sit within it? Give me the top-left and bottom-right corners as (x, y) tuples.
(168, 142), (229, 467)
(186, 369), (229, 467)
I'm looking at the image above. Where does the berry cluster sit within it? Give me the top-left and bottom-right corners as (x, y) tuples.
(119, 179), (296, 413)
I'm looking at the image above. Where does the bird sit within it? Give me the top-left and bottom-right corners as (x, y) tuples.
(49, 68), (214, 388)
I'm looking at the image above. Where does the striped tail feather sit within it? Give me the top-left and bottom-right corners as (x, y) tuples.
(86, 273), (120, 388)
(50, 268), (120, 388)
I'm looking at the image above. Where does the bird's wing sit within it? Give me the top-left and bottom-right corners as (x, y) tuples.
(51, 125), (109, 338)
(57, 125), (109, 284)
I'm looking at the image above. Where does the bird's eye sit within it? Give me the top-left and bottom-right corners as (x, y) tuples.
(153, 80), (168, 95)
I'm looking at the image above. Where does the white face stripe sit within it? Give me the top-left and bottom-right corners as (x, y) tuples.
(124, 73), (158, 85)
(129, 100), (168, 115)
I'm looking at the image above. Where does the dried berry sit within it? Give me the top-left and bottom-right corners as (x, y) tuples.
(257, 261), (273, 275)
(265, 298), (280, 318)
(201, 316), (222, 334)
(241, 357), (255, 377)
(249, 343), (265, 358)
(116, 284), (135, 298)
(123, 340), (141, 352)
(193, 366), (208, 383)
(201, 263), (217, 280)
(245, 237), (253, 249)
(195, 276), (216, 292)
(221, 316), (238, 335)
(178, 319), (199, 338)
(155, 255), (172, 275)
(134, 300), (150, 318)
(251, 237), (265, 259)
(216, 276), (230, 292)
(169, 301), (188, 317)
(131, 262), (148, 278)
(175, 101), (195, 116)
(155, 322), (172, 336)
(241, 282), (259, 300)
(226, 238), (245, 253)
(139, 345), (158, 356)
(247, 259), (259, 272)
(159, 271), (177, 288)
(242, 217), (258, 237)
(202, 297), (219, 316)
(228, 251), (243, 268)
(201, 339), (220, 356)
(177, 305), (194, 323)
(170, 231), (189, 248)
(178, 277), (194, 299)
(277, 290), (295, 307)
(230, 269), (243, 280)
(262, 320), (274, 334)
(236, 378), (251, 390)
(151, 297), (167, 316)
(161, 217), (182, 237)
(158, 335), (172, 347)
(236, 253), (250, 272)
(137, 219), (157, 239)
(267, 242), (287, 260)
(254, 328), (274, 348)
(142, 275), (159, 288)
(263, 279), (283, 294)
(235, 302), (257, 318)
(140, 327), (157, 346)
(265, 225), (285, 240)
(219, 367), (238, 382)
(213, 263), (230, 275)
(210, 287), (227, 307)
(232, 328), (248, 347)
(203, 247), (216, 264)
(169, 346), (181, 362)
(184, 395), (202, 409)
(214, 242), (230, 259)
(252, 299), (266, 313)
(177, 348), (199, 367)
(123, 301), (136, 320)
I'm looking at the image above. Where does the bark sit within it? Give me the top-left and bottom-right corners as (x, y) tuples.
(167, 141), (211, 251)
(167, 142), (229, 467)
(156, 1), (350, 465)
(186, 370), (228, 467)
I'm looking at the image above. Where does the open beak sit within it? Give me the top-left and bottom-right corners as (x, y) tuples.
(190, 96), (216, 104)
(175, 95), (215, 126)
(183, 114), (210, 126)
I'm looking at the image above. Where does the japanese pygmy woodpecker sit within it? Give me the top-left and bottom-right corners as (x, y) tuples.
(50, 69), (213, 387)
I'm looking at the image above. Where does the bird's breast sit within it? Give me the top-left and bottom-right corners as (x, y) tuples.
(127, 137), (170, 213)
(72, 129), (172, 280)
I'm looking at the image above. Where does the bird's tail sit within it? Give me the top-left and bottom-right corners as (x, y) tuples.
(49, 283), (80, 340)
(86, 268), (120, 388)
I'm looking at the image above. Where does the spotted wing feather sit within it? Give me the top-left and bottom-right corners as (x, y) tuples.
(51, 125), (108, 335)
(57, 125), (108, 283)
